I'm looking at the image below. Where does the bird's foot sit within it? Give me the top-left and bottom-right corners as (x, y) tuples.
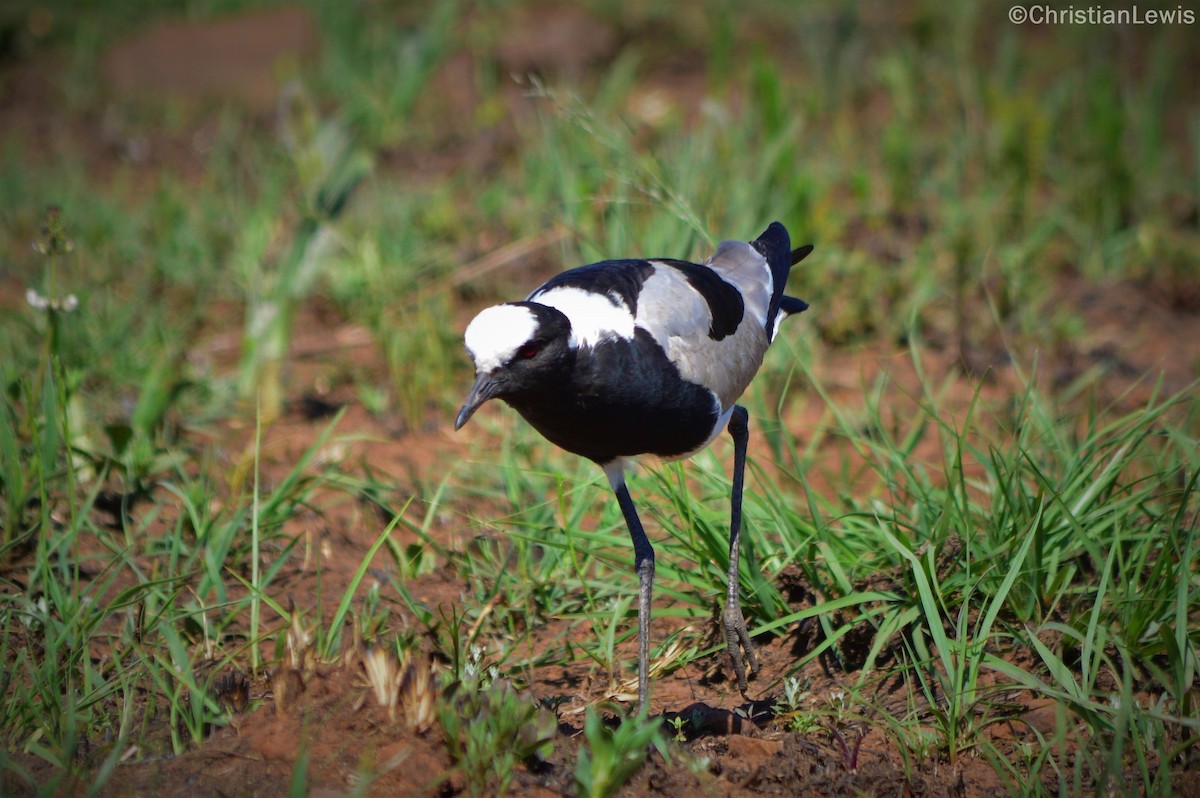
(722, 605), (760, 700)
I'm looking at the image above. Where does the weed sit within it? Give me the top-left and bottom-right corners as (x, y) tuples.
(824, 690), (866, 772)
(359, 645), (438, 732)
(574, 704), (669, 798)
(2, 206), (82, 551)
(437, 646), (556, 798)
(774, 676), (821, 735)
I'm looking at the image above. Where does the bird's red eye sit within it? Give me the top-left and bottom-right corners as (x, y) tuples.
(517, 343), (540, 359)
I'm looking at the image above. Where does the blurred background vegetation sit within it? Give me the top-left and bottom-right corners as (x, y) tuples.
(0, 0), (1197, 794)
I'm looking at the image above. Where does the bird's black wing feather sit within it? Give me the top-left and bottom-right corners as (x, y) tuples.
(780, 296), (809, 315)
(782, 242), (813, 316)
(754, 224), (815, 327)
(791, 244), (814, 265)
(751, 222), (794, 331)
(530, 259), (655, 313)
(654, 259), (744, 340)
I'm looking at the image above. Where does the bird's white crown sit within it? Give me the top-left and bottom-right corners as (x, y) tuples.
(463, 304), (539, 373)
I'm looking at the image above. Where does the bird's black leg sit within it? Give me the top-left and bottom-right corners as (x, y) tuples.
(606, 464), (654, 712)
(725, 405), (759, 698)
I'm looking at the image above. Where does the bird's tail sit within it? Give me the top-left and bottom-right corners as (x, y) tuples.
(752, 222), (811, 337)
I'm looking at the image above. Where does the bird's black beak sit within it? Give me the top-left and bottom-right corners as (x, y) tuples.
(455, 373), (499, 430)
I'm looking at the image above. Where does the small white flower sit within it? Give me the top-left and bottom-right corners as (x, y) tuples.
(25, 288), (79, 313)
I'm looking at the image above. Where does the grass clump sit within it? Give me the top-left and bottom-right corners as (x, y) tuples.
(787, 354), (1200, 789)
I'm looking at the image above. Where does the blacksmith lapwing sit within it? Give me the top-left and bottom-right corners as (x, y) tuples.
(455, 222), (811, 709)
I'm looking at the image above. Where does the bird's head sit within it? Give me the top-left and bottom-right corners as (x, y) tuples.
(455, 302), (574, 430)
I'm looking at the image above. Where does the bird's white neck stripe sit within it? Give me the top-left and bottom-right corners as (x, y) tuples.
(533, 286), (635, 348)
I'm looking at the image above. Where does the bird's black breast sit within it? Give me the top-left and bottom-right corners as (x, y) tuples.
(505, 329), (718, 464)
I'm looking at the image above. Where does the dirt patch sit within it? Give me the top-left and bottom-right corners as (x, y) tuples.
(75, 624), (1020, 798)
(1051, 274), (1200, 398)
(101, 5), (319, 112)
(492, 5), (619, 78)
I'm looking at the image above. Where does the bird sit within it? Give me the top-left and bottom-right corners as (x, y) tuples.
(454, 222), (812, 710)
